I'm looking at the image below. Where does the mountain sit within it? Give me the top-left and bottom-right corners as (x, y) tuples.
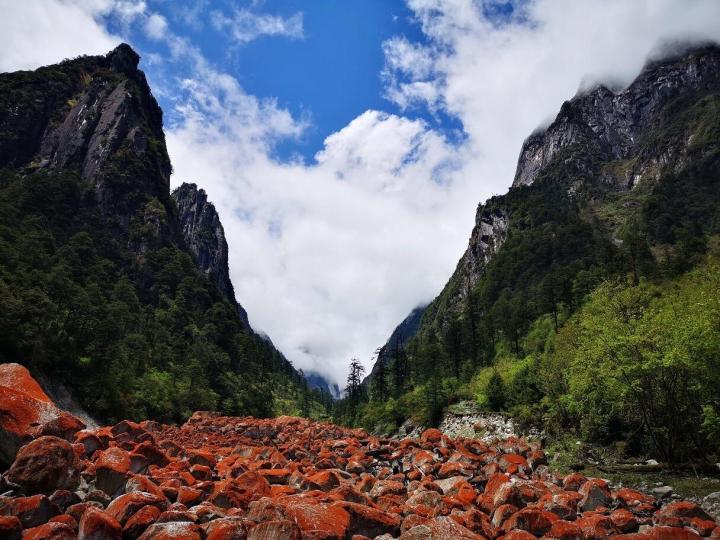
(0, 44), (315, 422)
(171, 182), (250, 329)
(358, 44), (720, 459)
(363, 304), (426, 389)
(305, 371), (342, 400)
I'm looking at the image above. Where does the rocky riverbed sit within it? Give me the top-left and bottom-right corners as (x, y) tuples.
(1, 363), (719, 539)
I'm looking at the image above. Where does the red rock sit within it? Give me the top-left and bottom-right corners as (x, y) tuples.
(95, 447), (132, 496)
(281, 500), (350, 538)
(450, 508), (493, 539)
(649, 526), (703, 540)
(0, 364), (84, 465)
(190, 464), (213, 481)
(75, 432), (104, 456)
(334, 501), (401, 538)
(19, 521), (75, 539)
(137, 522), (202, 539)
(499, 454), (529, 474)
(105, 491), (167, 525)
(78, 507), (122, 539)
(562, 473), (587, 491)
(210, 472), (271, 509)
(122, 504), (162, 538)
(501, 507), (557, 536)
(492, 480), (545, 510)
(611, 508), (639, 533)
(134, 441), (170, 467)
(48, 513), (77, 529)
(186, 449), (216, 468)
(578, 479), (612, 512)
(655, 502), (712, 528)
(304, 470), (342, 491)
(492, 504), (519, 529)
(544, 519), (583, 539)
(203, 517), (250, 539)
(420, 429), (443, 444)
(498, 531), (536, 540)
(6, 436), (80, 494)
(6, 494), (60, 529)
(614, 488), (655, 508)
(400, 516), (485, 539)
(177, 486), (205, 506)
(248, 519), (302, 539)
(126, 474), (168, 500)
(0, 516), (22, 540)
(575, 514), (618, 539)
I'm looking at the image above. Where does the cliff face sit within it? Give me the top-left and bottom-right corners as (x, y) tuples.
(0, 44), (310, 421)
(172, 183), (250, 329)
(364, 305), (426, 388)
(513, 45), (720, 189)
(0, 44), (172, 220)
(369, 44), (720, 379)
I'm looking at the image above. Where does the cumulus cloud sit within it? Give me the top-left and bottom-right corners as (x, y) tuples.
(210, 8), (303, 43)
(0, 0), (124, 72)
(144, 13), (168, 41)
(389, 0), (720, 197)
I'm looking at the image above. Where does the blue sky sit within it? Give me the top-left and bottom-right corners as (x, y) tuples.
(108, 0), (462, 162)
(4, 0), (720, 385)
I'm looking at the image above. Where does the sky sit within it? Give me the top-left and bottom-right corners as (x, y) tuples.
(2, 0), (720, 386)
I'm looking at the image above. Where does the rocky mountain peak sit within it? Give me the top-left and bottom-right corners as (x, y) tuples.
(172, 182), (251, 329)
(513, 44), (720, 188)
(107, 42), (141, 74)
(0, 43), (170, 213)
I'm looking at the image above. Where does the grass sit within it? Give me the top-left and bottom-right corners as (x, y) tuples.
(545, 435), (720, 499)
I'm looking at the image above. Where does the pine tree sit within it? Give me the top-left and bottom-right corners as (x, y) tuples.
(345, 359), (365, 417)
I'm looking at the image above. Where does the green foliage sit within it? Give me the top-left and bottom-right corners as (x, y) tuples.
(0, 168), (313, 423)
(352, 84), (720, 462)
(485, 370), (506, 411)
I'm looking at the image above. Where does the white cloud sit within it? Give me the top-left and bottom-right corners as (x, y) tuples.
(0, 0), (122, 72)
(144, 13), (168, 41)
(210, 8), (304, 44)
(390, 0), (720, 199)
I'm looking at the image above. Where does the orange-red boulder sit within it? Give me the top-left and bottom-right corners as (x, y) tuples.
(0, 363), (84, 466)
(6, 436), (80, 494)
(78, 506), (122, 539)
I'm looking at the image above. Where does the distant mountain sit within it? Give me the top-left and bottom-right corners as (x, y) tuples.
(306, 371), (342, 400)
(0, 44), (314, 422)
(363, 304), (426, 388)
(357, 44), (720, 443)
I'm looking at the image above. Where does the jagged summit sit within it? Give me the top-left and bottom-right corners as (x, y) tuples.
(513, 45), (720, 188)
(106, 42), (141, 74)
(172, 182), (251, 329)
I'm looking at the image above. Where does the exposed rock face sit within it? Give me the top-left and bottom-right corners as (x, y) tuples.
(364, 305), (427, 388)
(305, 371), (342, 400)
(172, 182), (250, 329)
(513, 45), (720, 188)
(374, 44), (720, 367)
(0, 43), (171, 213)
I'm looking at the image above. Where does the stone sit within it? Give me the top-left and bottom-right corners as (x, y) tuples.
(137, 522), (202, 539)
(6, 436), (80, 494)
(0, 363), (84, 466)
(18, 522), (76, 539)
(0, 516), (22, 540)
(78, 506), (122, 539)
(248, 519), (302, 540)
(578, 478), (612, 512)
